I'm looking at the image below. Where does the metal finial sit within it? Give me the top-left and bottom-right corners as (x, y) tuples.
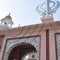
(36, 0), (60, 17)
(9, 13), (10, 16)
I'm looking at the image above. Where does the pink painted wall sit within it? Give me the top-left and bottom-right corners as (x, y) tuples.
(0, 23), (60, 60)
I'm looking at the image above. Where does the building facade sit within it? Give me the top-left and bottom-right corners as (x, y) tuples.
(0, 14), (60, 60)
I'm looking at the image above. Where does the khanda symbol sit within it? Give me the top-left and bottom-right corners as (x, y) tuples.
(36, 0), (60, 17)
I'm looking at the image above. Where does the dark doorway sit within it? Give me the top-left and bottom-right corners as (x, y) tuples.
(8, 43), (36, 60)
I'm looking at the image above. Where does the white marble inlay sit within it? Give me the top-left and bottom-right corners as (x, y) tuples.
(56, 34), (60, 60)
(3, 36), (40, 60)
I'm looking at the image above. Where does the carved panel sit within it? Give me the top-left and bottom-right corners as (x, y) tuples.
(3, 36), (40, 60)
(56, 34), (60, 60)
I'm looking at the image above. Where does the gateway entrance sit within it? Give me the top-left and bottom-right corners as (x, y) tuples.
(8, 43), (36, 60)
(3, 37), (40, 60)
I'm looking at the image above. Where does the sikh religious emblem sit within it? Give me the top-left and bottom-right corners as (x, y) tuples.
(36, 0), (60, 17)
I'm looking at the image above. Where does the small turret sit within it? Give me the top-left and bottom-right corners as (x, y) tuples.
(1, 13), (14, 27)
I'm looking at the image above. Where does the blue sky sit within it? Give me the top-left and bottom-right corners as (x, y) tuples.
(0, 0), (60, 27)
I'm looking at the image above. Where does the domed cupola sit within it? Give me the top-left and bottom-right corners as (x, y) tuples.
(1, 13), (14, 27)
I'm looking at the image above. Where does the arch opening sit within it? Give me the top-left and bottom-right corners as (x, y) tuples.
(8, 43), (37, 60)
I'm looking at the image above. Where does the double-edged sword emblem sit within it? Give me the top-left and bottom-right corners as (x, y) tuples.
(36, 0), (60, 17)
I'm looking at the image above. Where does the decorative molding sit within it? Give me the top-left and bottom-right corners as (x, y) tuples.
(3, 37), (40, 60)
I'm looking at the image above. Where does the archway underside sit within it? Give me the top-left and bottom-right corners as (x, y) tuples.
(8, 43), (36, 60)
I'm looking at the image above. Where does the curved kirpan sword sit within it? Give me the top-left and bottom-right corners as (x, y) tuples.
(36, 0), (60, 17)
